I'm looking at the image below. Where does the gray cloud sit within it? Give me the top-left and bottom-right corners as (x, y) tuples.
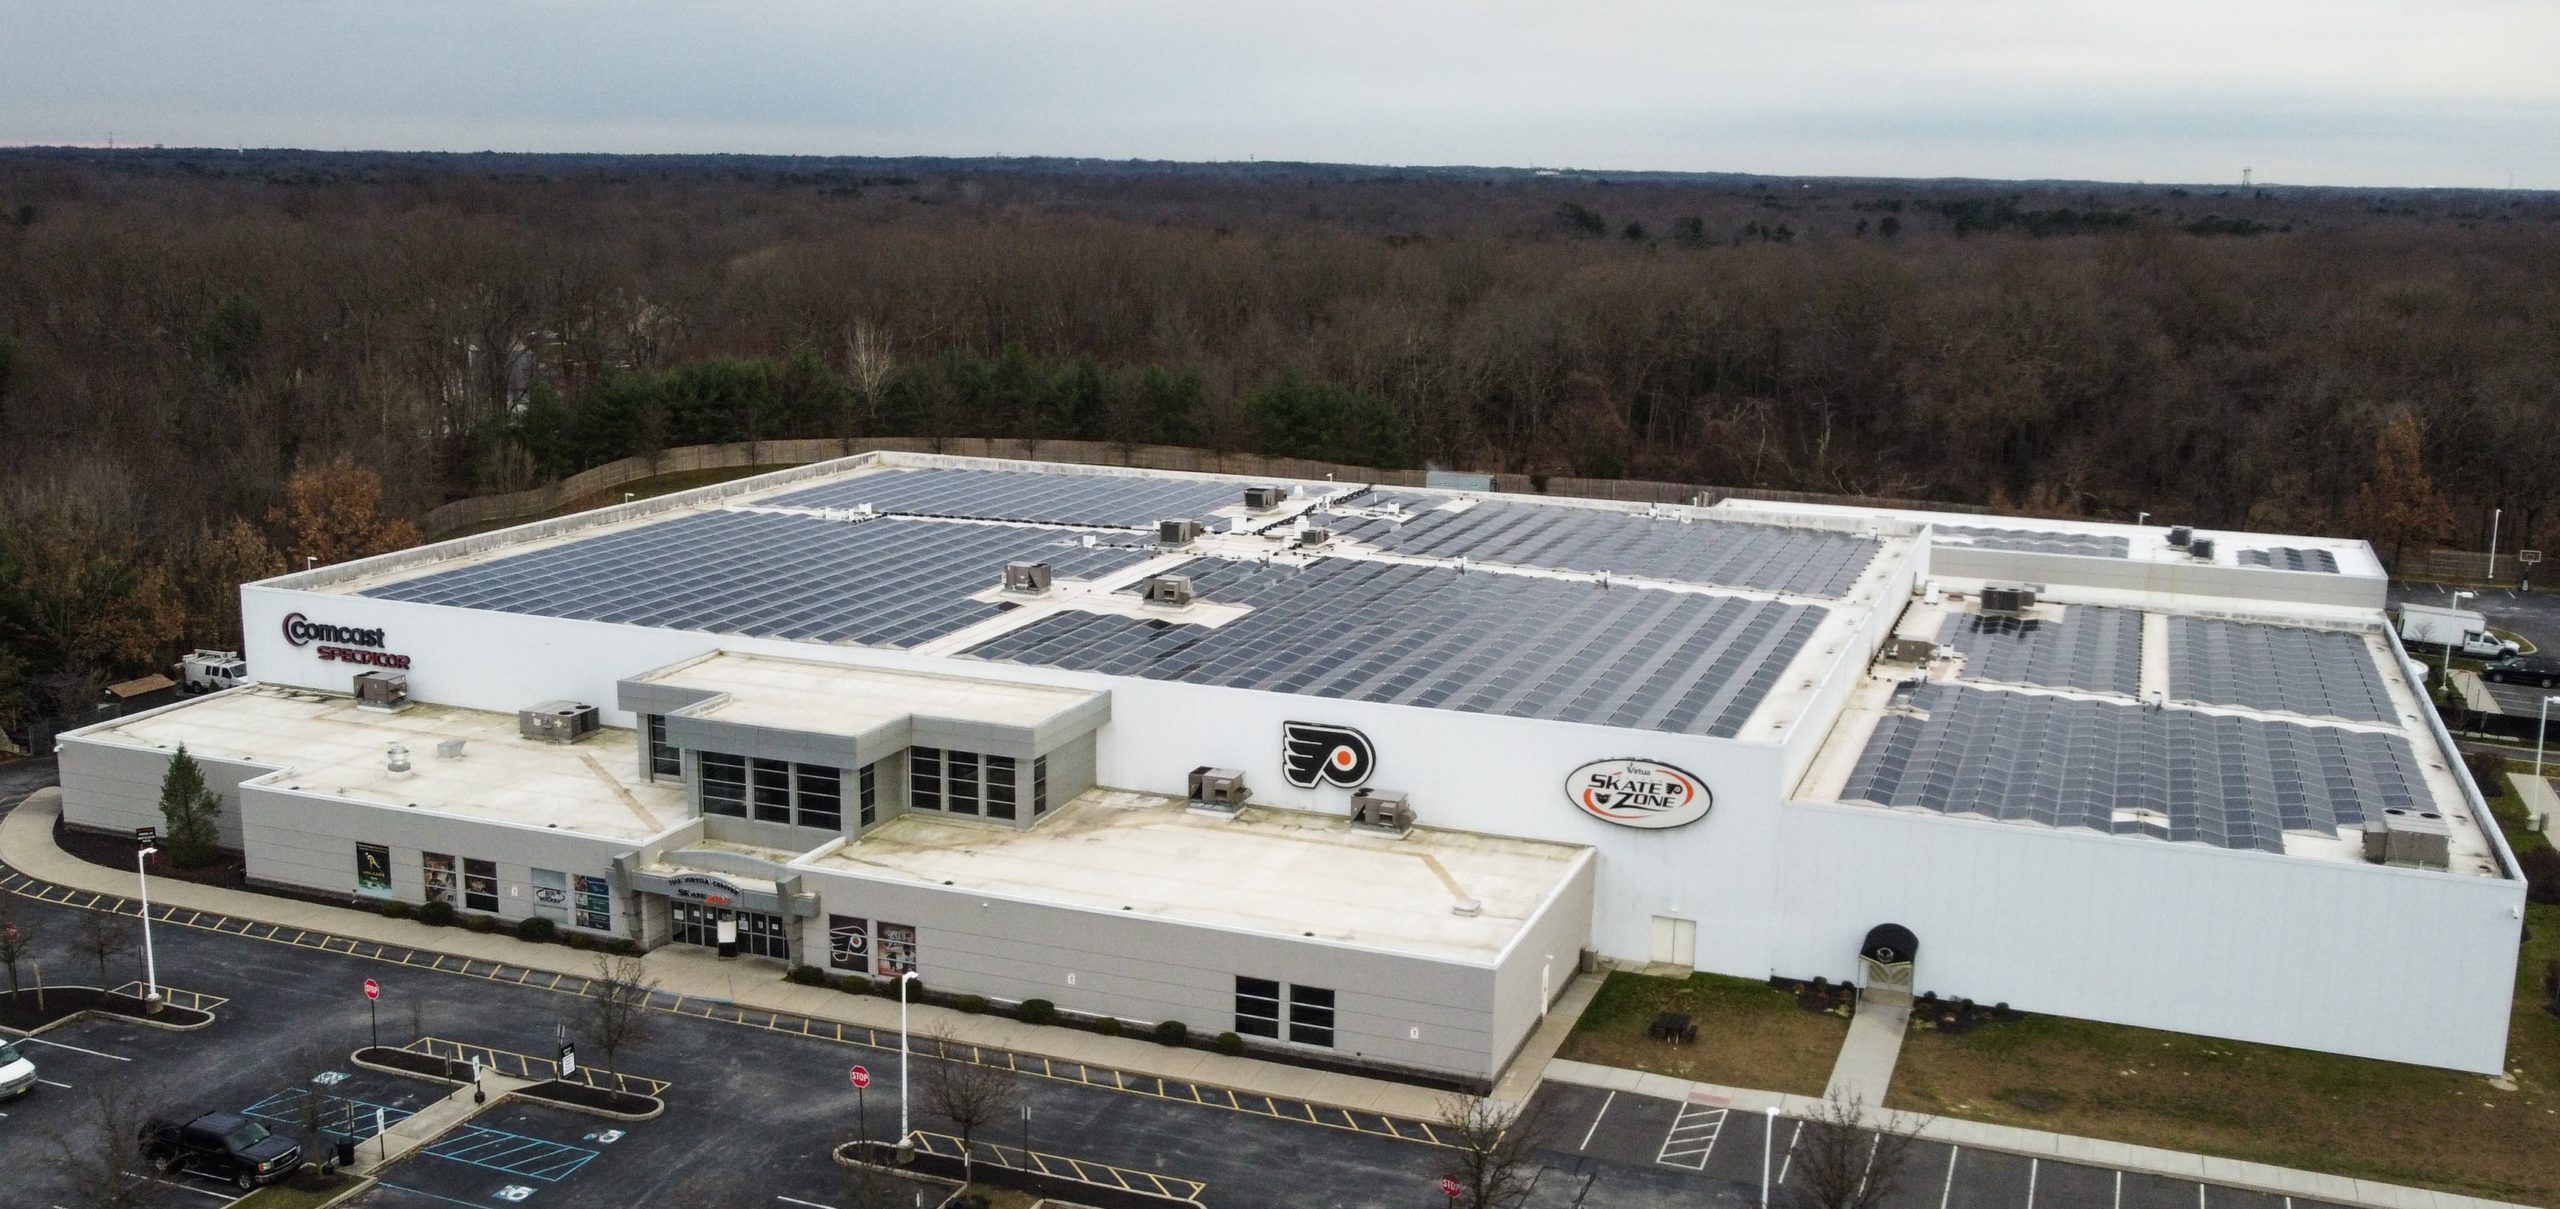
(2, 0), (2551, 186)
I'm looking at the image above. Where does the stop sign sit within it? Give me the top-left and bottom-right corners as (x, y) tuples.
(850, 1065), (871, 1089)
(1441, 1175), (1461, 1197)
(364, 978), (379, 1001)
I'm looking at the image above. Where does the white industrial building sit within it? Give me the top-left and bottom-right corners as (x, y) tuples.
(57, 454), (2524, 1081)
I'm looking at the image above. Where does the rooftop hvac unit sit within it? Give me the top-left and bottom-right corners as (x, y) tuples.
(2167, 525), (2194, 548)
(352, 670), (409, 710)
(1157, 518), (1204, 547)
(2189, 537), (2217, 561)
(1188, 766), (1248, 812)
(1243, 485), (1287, 511)
(2376, 807), (2450, 870)
(1979, 585), (2037, 615)
(1143, 574), (1196, 607)
(519, 700), (601, 744)
(1296, 526), (1332, 549)
(1003, 561), (1054, 594)
(1349, 787), (1415, 834)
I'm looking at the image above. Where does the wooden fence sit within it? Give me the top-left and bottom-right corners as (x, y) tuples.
(420, 436), (1991, 537)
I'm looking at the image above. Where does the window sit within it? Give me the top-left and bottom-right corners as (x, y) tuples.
(877, 922), (917, 976)
(858, 763), (878, 828)
(422, 852), (456, 905)
(1288, 985), (1336, 1048)
(645, 714), (680, 778)
(1033, 755), (1049, 816)
(1234, 976), (1281, 1039)
(530, 868), (568, 923)
(947, 751), (980, 816)
(700, 752), (747, 817)
(752, 758), (793, 823)
(463, 858), (499, 913)
(828, 915), (870, 972)
(985, 755), (1017, 821)
(796, 765), (842, 829)
(910, 747), (942, 812)
(573, 875), (612, 931)
(356, 843), (391, 897)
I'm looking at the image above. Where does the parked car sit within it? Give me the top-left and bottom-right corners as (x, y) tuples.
(0, 1039), (34, 1099)
(2482, 655), (2560, 687)
(136, 1111), (302, 1190)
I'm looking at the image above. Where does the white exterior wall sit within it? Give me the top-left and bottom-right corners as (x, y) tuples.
(59, 728), (266, 850)
(1773, 800), (2522, 1073)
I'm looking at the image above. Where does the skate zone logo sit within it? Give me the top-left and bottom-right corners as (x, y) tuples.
(1567, 758), (1711, 829)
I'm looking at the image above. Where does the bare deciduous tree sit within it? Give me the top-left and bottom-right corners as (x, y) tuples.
(579, 953), (656, 1082)
(73, 908), (136, 988)
(916, 1023), (1018, 1179)
(46, 1073), (159, 1209)
(1435, 1093), (1551, 1209)
(1783, 1094), (1931, 1209)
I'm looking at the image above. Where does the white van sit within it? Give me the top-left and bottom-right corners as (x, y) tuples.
(0, 1038), (36, 1099)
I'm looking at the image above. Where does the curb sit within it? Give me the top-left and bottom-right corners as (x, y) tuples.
(1, 987), (217, 1036)
(348, 1049), (668, 1122)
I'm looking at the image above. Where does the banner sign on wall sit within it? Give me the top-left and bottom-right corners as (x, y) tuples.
(282, 612), (412, 669)
(1566, 758), (1712, 829)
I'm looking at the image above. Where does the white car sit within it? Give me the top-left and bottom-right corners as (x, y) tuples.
(0, 1038), (35, 1099)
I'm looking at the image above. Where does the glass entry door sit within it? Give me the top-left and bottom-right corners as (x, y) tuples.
(670, 902), (790, 960)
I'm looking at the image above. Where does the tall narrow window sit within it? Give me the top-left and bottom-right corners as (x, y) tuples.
(1234, 976), (1281, 1039)
(356, 843), (392, 897)
(877, 922), (917, 976)
(462, 858), (499, 913)
(699, 752), (748, 817)
(573, 875), (612, 931)
(1288, 985), (1336, 1048)
(828, 915), (870, 972)
(795, 765), (842, 830)
(1032, 755), (1050, 816)
(422, 852), (456, 905)
(947, 751), (980, 816)
(858, 763), (878, 828)
(985, 755), (1017, 821)
(910, 747), (941, 812)
(645, 715), (680, 778)
(753, 758), (793, 823)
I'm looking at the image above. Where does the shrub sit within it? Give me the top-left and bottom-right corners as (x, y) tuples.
(564, 931), (595, 950)
(377, 900), (411, 919)
(416, 901), (456, 927)
(462, 914), (498, 934)
(2465, 749), (2509, 795)
(1152, 1019), (1188, 1046)
(1094, 1017), (1123, 1037)
(955, 994), (988, 1015)
(1016, 998), (1056, 1025)
(1213, 1031), (1244, 1056)
(603, 938), (639, 955)
(514, 917), (558, 943)
(829, 974), (868, 994)
(786, 965), (827, 986)
(880, 975), (919, 998)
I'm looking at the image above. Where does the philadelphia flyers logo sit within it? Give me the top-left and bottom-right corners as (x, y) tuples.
(1282, 722), (1374, 788)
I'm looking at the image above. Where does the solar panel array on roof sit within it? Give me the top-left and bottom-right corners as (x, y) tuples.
(763, 468), (1252, 529)
(1841, 684), (2426, 852)
(964, 558), (1825, 736)
(1318, 499), (1879, 597)
(2166, 618), (2397, 723)
(1936, 525), (2132, 559)
(1938, 606), (2142, 696)
(2239, 547), (2342, 573)
(360, 512), (1152, 648)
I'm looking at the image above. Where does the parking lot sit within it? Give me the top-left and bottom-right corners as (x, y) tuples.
(1528, 1082), (2369, 1209)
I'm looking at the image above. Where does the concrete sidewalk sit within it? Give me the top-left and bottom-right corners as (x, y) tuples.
(1544, 1059), (2537, 1209)
(1, 788), (1454, 1121)
(1821, 989), (1908, 1105)
(343, 1073), (534, 1177)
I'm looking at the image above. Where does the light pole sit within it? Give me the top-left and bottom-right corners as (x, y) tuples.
(135, 845), (161, 1008)
(897, 969), (921, 1158)
(2537, 696), (2560, 779)
(2445, 589), (2477, 691)
(1761, 1105), (1778, 1207)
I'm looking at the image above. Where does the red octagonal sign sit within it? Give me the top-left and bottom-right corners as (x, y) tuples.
(364, 978), (379, 1001)
(850, 1065), (871, 1089)
(1440, 1175), (1461, 1197)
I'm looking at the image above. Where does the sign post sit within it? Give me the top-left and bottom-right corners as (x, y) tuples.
(364, 979), (380, 1050)
(560, 1042), (577, 1078)
(850, 1065), (870, 1146)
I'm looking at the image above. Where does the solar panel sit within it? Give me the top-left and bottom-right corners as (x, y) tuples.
(2165, 618), (2396, 724)
(1840, 684), (2427, 852)
(1936, 525), (2132, 559)
(763, 467), (1251, 529)
(1319, 499), (1880, 597)
(361, 512), (1153, 648)
(1937, 606), (2142, 696)
(963, 558), (1826, 737)
(2238, 547), (2341, 573)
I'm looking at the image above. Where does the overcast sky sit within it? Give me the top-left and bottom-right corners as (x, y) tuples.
(4, 0), (2553, 188)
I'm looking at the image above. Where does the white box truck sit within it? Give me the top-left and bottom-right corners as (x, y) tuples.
(2396, 604), (2518, 658)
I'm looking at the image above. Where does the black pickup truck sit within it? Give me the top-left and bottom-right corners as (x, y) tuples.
(136, 1111), (303, 1190)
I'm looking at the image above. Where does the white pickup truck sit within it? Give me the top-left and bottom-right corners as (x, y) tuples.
(2396, 604), (2518, 659)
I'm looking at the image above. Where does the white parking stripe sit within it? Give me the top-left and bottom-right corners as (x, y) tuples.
(1577, 1090), (1615, 1151)
(21, 1036), (129, 1061)
(2027, 1158), (2038, 1208)
(36, 1077), (72, 1088)
(1654, 1101), (1726, 1169)
(2115, 1170), (2123, 1209)
(1776, 1120), (1804, 1185)
(776, 1198), (841, 1209)
(1940, 1145), (1960, 1209)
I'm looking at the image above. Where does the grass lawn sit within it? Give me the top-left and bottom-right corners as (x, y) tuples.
(231, 1167), (367, 1207)
(1888, 901), (2560, 1205)
(1560, 970), (1851, 1096)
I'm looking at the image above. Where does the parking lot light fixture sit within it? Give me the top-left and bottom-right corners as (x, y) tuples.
(136, 844), (161, 1007)
(897, 969), (921, 1158)
(1762, 1105), (1777, 1208)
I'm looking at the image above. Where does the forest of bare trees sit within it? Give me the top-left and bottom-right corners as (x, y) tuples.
(1, 148), (2555, 734)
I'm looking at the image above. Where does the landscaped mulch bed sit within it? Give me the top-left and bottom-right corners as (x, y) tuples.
(354, 1044), (474, 1083)
(518, 1078), (658, 1117)
(0, 986), (214, 1031)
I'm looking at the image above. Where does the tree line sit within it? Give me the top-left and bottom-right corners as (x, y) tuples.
(1, 150), (2555, 733)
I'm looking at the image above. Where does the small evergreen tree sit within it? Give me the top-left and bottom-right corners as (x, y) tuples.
(158, 743), (223, 867)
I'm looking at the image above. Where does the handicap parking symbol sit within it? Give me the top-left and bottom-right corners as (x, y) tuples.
(311, 1071), (350, 1086)
(581, 1129), (623, 1144)
(493, 1186), (536, 1202)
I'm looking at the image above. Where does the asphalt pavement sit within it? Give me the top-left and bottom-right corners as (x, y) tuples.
(2389, 581), (2560, 653)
